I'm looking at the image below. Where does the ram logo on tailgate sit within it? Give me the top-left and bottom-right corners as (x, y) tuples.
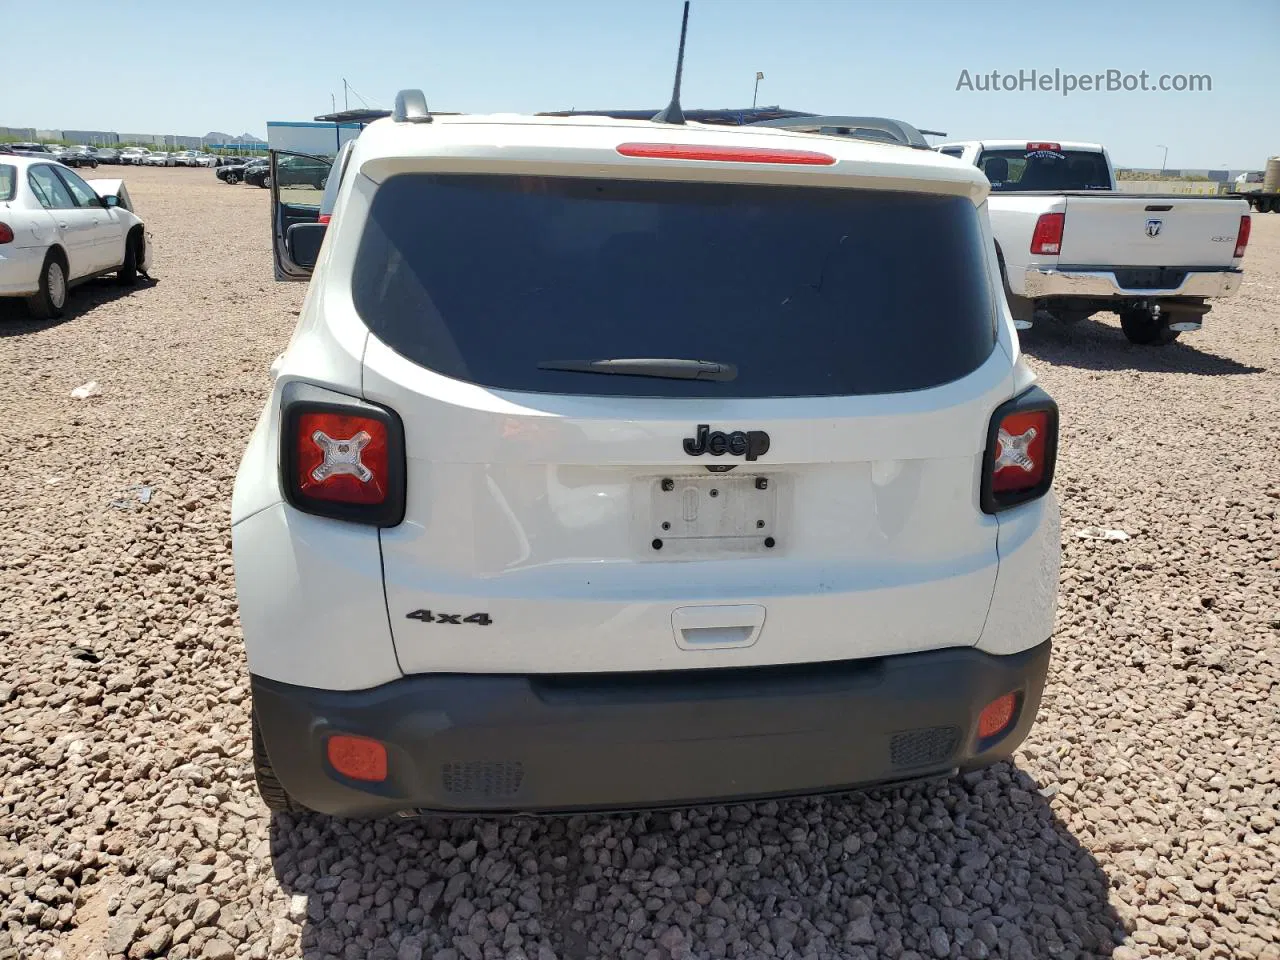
(1145, 219), (1163, 238)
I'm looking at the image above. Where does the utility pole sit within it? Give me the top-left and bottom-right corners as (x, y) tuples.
(752, 71), (764, 109)
(331, 93), (337, 113)
(1157, 144), (1168, 174)
(343, 79), (349, 111)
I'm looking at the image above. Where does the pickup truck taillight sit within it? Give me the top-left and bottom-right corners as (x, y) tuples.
(281, 392), (406, 527)
(0, 222), (13, 244)
(1029, 213), (1065, 256)
(1234, 215), (1251, 259)
(981, 387), (1059, 514)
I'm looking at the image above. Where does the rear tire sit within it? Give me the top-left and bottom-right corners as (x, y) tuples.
(1120, 307), (1179, 345)
(226, 173), (240, 184)
(116, 231), (140, 286)
(26, 254), (68, 320)
(252, 708), (306, 814)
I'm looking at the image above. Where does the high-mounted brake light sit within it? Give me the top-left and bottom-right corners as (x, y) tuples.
(981, 387), (1058, 514)
(616, 142), (836, 166)
(280, 386), (405, 526)
(1030, 212), (1065, 256)
(0, 223), (13, 244)
(1025, 142), (1061, 152)
(1234, 215), (1251, 259)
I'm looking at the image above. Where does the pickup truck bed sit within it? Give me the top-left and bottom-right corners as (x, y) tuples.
(935, 140), (1250, 344)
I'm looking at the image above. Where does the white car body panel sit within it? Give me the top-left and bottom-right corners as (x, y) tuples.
(0, 155), (148, 297)
(937, 140), (1248, 301)
(232, 114), (1059, 688)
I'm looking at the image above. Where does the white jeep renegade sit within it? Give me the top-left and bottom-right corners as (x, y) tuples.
(232, 90), (1061, 817)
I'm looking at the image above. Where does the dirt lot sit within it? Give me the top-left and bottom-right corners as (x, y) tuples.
(1, 165), (1277, 960)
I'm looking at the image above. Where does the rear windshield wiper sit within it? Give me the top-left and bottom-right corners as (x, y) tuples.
(537, 358), (738, 382)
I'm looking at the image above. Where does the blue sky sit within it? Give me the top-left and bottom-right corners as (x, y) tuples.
(7, 0), (1277, 168)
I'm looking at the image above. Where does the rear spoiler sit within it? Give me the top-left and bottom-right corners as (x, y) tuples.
(747, 115), (943, 150)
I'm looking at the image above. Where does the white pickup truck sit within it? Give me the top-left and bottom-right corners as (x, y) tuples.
(936, 140), (1251, 344)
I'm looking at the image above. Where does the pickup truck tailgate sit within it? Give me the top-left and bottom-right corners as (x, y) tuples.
(1057, 195), (1245, 268)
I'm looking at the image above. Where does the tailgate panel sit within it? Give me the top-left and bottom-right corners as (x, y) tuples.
(1058, 196), (1242, 268)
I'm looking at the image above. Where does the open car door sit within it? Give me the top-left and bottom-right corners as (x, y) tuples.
(270, 149), (333, 281)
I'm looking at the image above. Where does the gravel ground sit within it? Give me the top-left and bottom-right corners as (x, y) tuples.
(1, 166), (1277, 960)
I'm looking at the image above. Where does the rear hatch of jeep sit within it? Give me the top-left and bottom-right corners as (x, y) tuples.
(329, 122), (1019, 675)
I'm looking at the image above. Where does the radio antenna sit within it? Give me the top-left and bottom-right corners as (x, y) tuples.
(651, 2), (690, 125)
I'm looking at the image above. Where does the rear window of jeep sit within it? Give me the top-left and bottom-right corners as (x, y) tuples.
(351, 174), (996, 398)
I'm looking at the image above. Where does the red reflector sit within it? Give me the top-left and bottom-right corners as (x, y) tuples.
(1234, 215), (1250, 258)
(0, 222), (13, 244)
(1025, 141), (1061, 152)
(978, 693), (1018, 738)
(616, 142), (836, 166)
(327, 735), (388, 782)
(1030, 212), (1065, 256)
(991, 410), (1049, 494)
(295, 411), (389, 505)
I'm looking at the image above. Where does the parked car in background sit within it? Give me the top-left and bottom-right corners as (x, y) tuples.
(196, 154), (219, 167)
(96, 148), (122, 165)
(935, 139), (1251, 344)
(273, 153), (329, 190)
(0, 154), (152, 318)
(119, 148), (150, 166)
(143, 152), (175, 167)
(8, 143), (57, 157)
(217, 158), (267, 184)
(58, 148), (99, 170)
(170, 150), (201, 167)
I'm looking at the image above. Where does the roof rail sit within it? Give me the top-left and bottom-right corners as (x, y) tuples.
(393, 89), (432, 124)
(747, 115), (933, 150)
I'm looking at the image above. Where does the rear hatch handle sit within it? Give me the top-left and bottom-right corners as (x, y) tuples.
(672, 604), (766, 651)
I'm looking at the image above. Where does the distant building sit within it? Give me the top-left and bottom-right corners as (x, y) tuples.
(62, 130), (121, 146)
(0, 125), (37, 140)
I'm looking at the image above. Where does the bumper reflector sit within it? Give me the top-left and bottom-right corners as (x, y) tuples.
(327, 734), (388, 782)
(977, 693), (1018, 739)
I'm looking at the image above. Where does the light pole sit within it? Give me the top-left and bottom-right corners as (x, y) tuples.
(1157, 144), (1168, 174)
(752, 71), (764, 109)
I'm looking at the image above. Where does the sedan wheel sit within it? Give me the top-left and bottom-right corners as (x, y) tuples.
(26, 256), (68, 320)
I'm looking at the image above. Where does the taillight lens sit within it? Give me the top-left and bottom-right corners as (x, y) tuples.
(295, 411), (389, 505)
(1029, 213), (1065, 255)
(1234, 215), (1251, 259)
(318, 213), (331, 225)
(0, 222), (14, 244)
(280, 388), (405, 526)
(981, 387), (1058, 514)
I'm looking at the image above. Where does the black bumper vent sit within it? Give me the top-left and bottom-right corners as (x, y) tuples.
(890, 726), (961, 769)
(440, 761), (525, 799)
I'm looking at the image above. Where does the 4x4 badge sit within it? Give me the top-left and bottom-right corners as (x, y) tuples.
(683, 425), (770, 461)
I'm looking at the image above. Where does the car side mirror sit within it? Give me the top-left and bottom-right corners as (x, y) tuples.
(102, 195), (120, 208)
(285, 222), (327, 270)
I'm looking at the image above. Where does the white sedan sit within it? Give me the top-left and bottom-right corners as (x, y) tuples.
(0, 155), (152, 319)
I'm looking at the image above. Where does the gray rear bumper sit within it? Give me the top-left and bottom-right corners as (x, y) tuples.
(251, 639), (1052, 817)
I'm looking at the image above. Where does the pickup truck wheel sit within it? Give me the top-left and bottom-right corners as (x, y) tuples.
(1120, 307), (1179, 345)
(251, 708), (307, 813)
